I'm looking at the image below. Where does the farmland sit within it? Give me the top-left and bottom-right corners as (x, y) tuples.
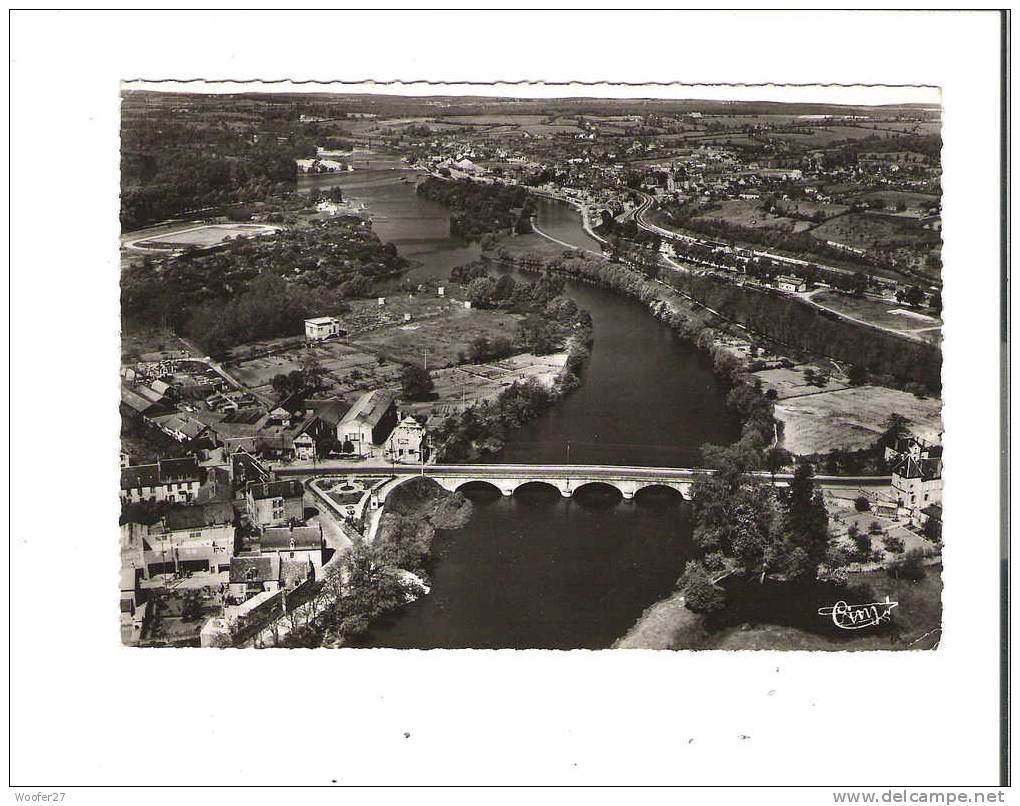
(692, 198), (810, 232)
(225, 293), (528, 402)
(772, 384), (942, 455)
(807, 290), (942, 343)
(809, 212), (941, 251)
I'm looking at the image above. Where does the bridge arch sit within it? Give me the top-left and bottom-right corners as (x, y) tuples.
(453, 479), (505, 496)
(633, 482), (688, 501)
(512, 480), (563, 497)
(571, 481), (625, 503)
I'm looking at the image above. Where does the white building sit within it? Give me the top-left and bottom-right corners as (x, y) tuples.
(775, 275), (808, 293)
(886, 436), (944, 528)
(120, 457), (203, 504)
(304, 316), (343, 342)
(386, 416), (426, 464)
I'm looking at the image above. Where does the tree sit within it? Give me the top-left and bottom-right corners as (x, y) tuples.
(678, 561), (727, 614)
(882, 534), (906, 554)
(888, 547), (927, 581)
(271, 373), (291, 397)
(880, 413), (911, 448)
(902, 285), (925, 307)
(466, 277), (497, 309)
(400, 364), (434, 401)
(775, 461), (831, 580)
(764, 447), (790, 480)
(846, 363), (868, 386)
(854, 496), (872, 512)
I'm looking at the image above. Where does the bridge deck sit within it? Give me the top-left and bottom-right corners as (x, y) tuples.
(275, 462), (890, 488)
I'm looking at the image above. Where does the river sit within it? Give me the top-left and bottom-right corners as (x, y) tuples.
(300, 162), (740, 649)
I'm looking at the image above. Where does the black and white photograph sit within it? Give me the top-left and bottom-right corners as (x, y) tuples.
(7, 8), (1010, 794)
(118, 84), (945, 652)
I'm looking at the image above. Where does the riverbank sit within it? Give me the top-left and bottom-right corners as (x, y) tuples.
(616, 567), (943, 651)
(484, 237), (779, 454)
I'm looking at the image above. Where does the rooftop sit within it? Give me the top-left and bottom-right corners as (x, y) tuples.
(165, 501), (235, 530)
(340, 389), (395, 429)
(260, 525), (323, 552)
(121, 457), (202, 490)
(247, 479), (304, 501)
(229, 555), (280, 584)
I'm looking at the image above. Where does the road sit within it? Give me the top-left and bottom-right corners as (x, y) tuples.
(627, 194), (941, 345)
(796, 289), (937, 344)
(274, 461), (891, 489)
(631, 190), (859, 278)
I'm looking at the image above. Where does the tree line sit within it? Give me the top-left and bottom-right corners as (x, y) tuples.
(417, 177), (536, 239)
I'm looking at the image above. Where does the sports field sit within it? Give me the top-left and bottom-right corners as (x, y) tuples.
(125, 223), (281, 251)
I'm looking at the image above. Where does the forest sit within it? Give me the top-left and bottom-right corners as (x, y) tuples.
(416, 177), (536, 239)
(666, 272), (942, 392)
(120, 113), (317, 229)
(121, 216), (405, 355)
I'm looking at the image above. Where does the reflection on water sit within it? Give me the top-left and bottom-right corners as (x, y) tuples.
(355, 484), (694, 650)
(315, 159), (738, 648)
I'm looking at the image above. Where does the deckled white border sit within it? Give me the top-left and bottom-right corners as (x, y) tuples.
(8, 9), (1004, 790)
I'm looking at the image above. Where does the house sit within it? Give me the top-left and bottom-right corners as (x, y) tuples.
(305, 316), (344, 342)
(150, 379), (174, 399)
(228, 555), (281, 602)
(120, 457), (204, 504)
(245, 479), (305, 527)
(775, 274), (808, 293)
(291, 398), (348, 460)
(337, 389), (398, 455)
(120, 566), (145, 645)
(120, 383), (170, 418)
(149, 412), (209, 443)
(120, 513), (235, 579)
(887, 435), (943, 527)
(386, 416), (426, 464)
(293, 432), (316, 462)
(257, 525), (329, 576)
(231, 448), (272, 493)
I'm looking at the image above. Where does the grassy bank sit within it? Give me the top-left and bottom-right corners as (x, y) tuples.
(617, 567), (942, 651)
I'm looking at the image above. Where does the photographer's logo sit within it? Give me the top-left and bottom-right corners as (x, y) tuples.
(818, 596), (899, 630)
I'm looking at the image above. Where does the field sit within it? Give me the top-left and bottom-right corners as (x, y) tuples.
(773, 199), (850, 221)
(442, 115), (548, 126)
(693, 198), (806, 232)
(351, 304), (523, 368)
(808, 290), (942, 342)
(404, 352), (568, 419)
(225, 294), (531, 402)
(772, 384), (943, 455)
(846, 190), (939, 213)
(809, 212), (939, 251)
(125, 223), (281, 252)
(754, 365), (849, 401)
(771, 125), (893, 147)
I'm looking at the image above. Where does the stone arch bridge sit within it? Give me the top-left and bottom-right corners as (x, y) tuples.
(278, 463), (889, 503)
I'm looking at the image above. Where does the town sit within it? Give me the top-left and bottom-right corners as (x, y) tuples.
(119, 91), (944, 650)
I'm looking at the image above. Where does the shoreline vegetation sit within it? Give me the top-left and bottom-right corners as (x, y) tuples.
(475, 232), (941, 652)
(302, 180), (938, 650)
(280, 478), (472, 649)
